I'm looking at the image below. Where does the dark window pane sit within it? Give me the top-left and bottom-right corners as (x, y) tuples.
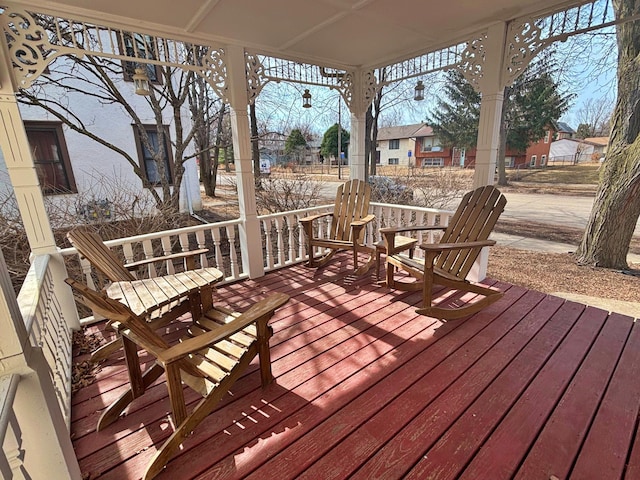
(137, 127), (172, 184)
(26, 127), (73, 193)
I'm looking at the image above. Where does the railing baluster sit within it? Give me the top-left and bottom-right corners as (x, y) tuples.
(161, 236), (175, 274)
(0, 374), (22, 480)
(263, 219), (274, 269)
(227, 225), (239, 278)
(141, 239), (157, 277)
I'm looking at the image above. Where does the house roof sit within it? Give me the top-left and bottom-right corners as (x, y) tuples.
(377, 123), (426, 141)
(584, 137), (609, 146)
(14, 0), (586, 70)
(555, 121), (576, 133)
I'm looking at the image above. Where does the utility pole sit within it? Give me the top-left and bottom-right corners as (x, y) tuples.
(337, 96), (342, 179)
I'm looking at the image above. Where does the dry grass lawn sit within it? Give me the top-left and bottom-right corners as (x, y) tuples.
(488, 246), (640, 304)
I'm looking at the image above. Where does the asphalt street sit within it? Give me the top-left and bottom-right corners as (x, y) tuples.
(317, 180), (640, 236)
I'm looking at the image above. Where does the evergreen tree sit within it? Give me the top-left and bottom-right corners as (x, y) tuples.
(428, 56), (571, 184)
(284, 128), (307, 155)
(428, 70), (481, 150)
(320, 124), (350, 160)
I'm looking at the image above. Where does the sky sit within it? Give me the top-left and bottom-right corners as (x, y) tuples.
(255, 28), (619, 138)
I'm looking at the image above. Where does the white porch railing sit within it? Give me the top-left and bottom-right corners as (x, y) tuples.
(59, 219), (246, 290)
(258, 203), (455, 270)
(60, 204), (455, 294)
(59, 204), (454, 293)
(0, 253), (81, 479)
(16, 254), (72, 425)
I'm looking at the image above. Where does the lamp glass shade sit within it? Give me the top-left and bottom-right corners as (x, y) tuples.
(302, 89), (312, 108)
(414, 80), (425, 101)
(133, 67), (151, 96)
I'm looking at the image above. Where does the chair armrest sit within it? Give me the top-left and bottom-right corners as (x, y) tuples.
(419, 239), (496, 253)
(299, 212), (333, 225)
(157, 292), (290, 364)
(351, 214), (376, 228)
(124, 248), (208, 270)
(379, 225), (446, 235)
(381, 225), (445, 251)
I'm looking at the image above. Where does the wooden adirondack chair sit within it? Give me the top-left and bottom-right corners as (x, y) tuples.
(381, 185), (507, 320)
(67, 228), (213, 361)
(66, 277), (289, 480)
(299, 179), (376, 275)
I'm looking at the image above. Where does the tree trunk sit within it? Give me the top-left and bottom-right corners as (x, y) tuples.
(576, 0), (640, 269)
(249, 101), (261, 188)
(370, 84), (383, 177)
(206, 102), (226, 197)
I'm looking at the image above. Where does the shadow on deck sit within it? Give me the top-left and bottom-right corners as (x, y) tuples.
(71, 256), (640, 480)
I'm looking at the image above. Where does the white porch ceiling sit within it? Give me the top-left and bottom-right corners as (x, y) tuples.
(17, 0), (587, 70)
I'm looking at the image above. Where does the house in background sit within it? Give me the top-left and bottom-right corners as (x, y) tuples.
(0, 56), (201, 221)
(549, 137), (605, 163)
(524, 121), (578, 167)
(376, 123), (425, 167)
(584, 136), (609, 160)
(413, 124), (527, 168)
(555, 121), (576, 139)
(413, 124), (454, 167)
(412, 121), (578, 170)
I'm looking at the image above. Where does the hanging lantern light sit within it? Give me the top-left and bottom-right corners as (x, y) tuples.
(414, 80), (425, 101)
(302, 89), (312, 108)
(133, 67), (151, 96)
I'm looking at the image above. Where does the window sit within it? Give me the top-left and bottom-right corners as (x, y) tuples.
(421, 158), (444, 167)
(388, 158), (399, 165)
(24, 122), (76, 194)
(121, 33), (161, 83)
(541, 154), (547, 166)
(505, 156), (515, 168)
(544, 130), (551, 143)
(530, 155), (537, 167)
(134, 125), (174, 184)
(389, 139), (400, 150)
(420, 138), (441, 152)
(375, 151), (381, 164)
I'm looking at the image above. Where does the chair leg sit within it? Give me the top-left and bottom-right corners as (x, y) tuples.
(257, 323), (274, 386)
(97, 363), (165, 431)
(89, 338), (122, 363)
(142, 350), (258, 480)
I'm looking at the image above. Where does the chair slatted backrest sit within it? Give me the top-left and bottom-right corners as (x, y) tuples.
(436, 185), (506, 279)
(67, 228), (135, 282)
(330, 179), (372, 242)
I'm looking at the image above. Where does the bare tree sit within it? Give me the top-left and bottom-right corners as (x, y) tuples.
(17, 22), (212, 214)
(574, 97), (614, 138)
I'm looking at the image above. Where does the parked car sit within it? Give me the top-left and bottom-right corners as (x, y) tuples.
(368, 176), (413, 204)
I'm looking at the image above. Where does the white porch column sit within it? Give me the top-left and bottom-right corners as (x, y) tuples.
(0, 47), (79, 329)
(349, 112), (366, 181)
(347, 69), (369, 181)
(473, 22), (507, 189)
(225, 45), (264, 278)
(470, 22), (508, 281)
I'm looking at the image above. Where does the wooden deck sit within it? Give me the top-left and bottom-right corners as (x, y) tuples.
(71, 257), (640, 480)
